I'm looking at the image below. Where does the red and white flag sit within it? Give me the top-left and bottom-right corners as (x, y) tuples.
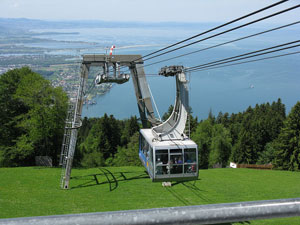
(109, 45), (115, 55)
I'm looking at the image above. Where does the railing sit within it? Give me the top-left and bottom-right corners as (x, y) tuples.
(1, 198), (300, 225)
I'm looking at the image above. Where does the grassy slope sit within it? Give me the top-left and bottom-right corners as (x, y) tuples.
(0, 167), (299, 224)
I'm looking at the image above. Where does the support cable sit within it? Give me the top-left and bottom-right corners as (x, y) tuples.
(186, 40), (300, 72)
(115, 0), (290, 73)
(142, 21), (300, 69)
(147, 84), (162, 122)
(187, 50), (300, 73)
(138, 0), (290, 62)
(143, 4), (300, 62)
(118, 4), (299, 75)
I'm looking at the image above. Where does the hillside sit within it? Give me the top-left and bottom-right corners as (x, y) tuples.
(0, 167), (300, 224)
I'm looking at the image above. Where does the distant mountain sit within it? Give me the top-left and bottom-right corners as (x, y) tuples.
(0, 17), (216, 31)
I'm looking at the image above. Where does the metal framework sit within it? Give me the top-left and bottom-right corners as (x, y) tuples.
(60, 55), (196, 188)
(1, 198), (300, 225)
(83, 54), (159, 127)
(152, 66), (189, 141)
(60, 54), (160, 189)
(60, 63), (89, 189)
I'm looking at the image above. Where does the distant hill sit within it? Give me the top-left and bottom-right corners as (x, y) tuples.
(0, 17), (216, 31)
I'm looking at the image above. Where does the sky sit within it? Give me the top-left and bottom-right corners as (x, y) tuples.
(0, 0), (298, 23)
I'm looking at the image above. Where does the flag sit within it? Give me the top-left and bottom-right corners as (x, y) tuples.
(109, 45), (115, 55)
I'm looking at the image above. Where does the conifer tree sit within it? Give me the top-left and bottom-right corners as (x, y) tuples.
(113, 132), (141, 166)
(80, 114), (121, 167)
(120, 116), (140, 146)
(209, 124), (232, 167)
(191, 120), (213, 169)
(273, 102), (300, 171)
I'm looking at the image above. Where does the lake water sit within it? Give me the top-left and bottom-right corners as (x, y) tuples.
(31, 25), (300, 120)
(82, 48), (300, 120)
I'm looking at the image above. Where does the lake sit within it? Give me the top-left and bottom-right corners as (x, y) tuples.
(31, 24), (300, 120)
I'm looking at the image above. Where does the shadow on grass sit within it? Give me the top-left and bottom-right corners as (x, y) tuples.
(71, 171), (250, 225)
(70, 168), (149, 191)
(162, 179), (211, 206)
(165, 181), (250, 225)
(168, 180), (251, 225)
(182, 181), (212, 203)
(170, 179), (212, 203)
(165, 186), (192, 205)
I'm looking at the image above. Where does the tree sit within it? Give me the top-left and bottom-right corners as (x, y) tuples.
(217, 112), (230, 129)
(0, 68), (68, 166)
(209, 124), (232, 168)
(231, 128), (256, 164)
(273, 101), (300, 171)
(0, 68), (29, 165)
(258, 142), (275, 164)
(192, 119), (232, 169)
(208, 108), (215, 124)
(189, 114), (198, 136)
(120, 116), (140, 146)
(80, 114), (121, 167)
(73, 117), (98, 166)
(112, 132), (141, 166)
(81, 147), (105, 168)
(229, 99), (285, 164)
(192, 120), (213, 169)
(228, 112), (243, 147)
(14, 71), (67, 165)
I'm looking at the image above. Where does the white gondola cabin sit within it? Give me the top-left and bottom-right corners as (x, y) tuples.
(139, 129), (198, 182)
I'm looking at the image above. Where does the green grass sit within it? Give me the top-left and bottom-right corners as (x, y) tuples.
(0, 167), (300, 225)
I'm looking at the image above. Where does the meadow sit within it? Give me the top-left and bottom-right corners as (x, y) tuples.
(0, 167), (300, 224)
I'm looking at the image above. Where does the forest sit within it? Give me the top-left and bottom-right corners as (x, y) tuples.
(1, 68), (300, 171)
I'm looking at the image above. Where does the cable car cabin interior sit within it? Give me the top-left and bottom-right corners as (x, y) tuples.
(139, 129), (198, 182)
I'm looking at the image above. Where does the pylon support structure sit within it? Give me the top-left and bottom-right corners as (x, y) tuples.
(60, 54), (159, 189)
(152, 65), (189, 141)
(60, 63), (89, 189)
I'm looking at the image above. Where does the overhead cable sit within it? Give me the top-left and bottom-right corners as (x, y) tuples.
(186, 40), (300, 72)
(115, 0), (293, 73)
(140, 0), (290, 61)
(143, 4), (300, 62)
(143, 21), (300, 68)
(187, 51), (300, 73)
(185, 44), (300, 73)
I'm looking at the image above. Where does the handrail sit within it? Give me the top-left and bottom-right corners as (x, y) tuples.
(1, 198), (300, 225)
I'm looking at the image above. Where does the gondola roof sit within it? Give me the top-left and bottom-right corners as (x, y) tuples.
(140, 129), (197, 148)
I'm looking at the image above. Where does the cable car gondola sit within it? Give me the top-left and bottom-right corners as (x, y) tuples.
(138, 65), (199, 182)
(139, 129), (198, 182)
(60, 55), (198, 188)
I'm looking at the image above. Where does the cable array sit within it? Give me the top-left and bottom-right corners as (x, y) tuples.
(141, 0), (290, 62)
(142, 3), (300, 63)
(113, 0), (293, 74)
(111, 1), (299, 77)
(185, 40), (300, 72)
(113, 0), (299, 76)
(143, 21), (300, 69)
(187, 51), (300, 72)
